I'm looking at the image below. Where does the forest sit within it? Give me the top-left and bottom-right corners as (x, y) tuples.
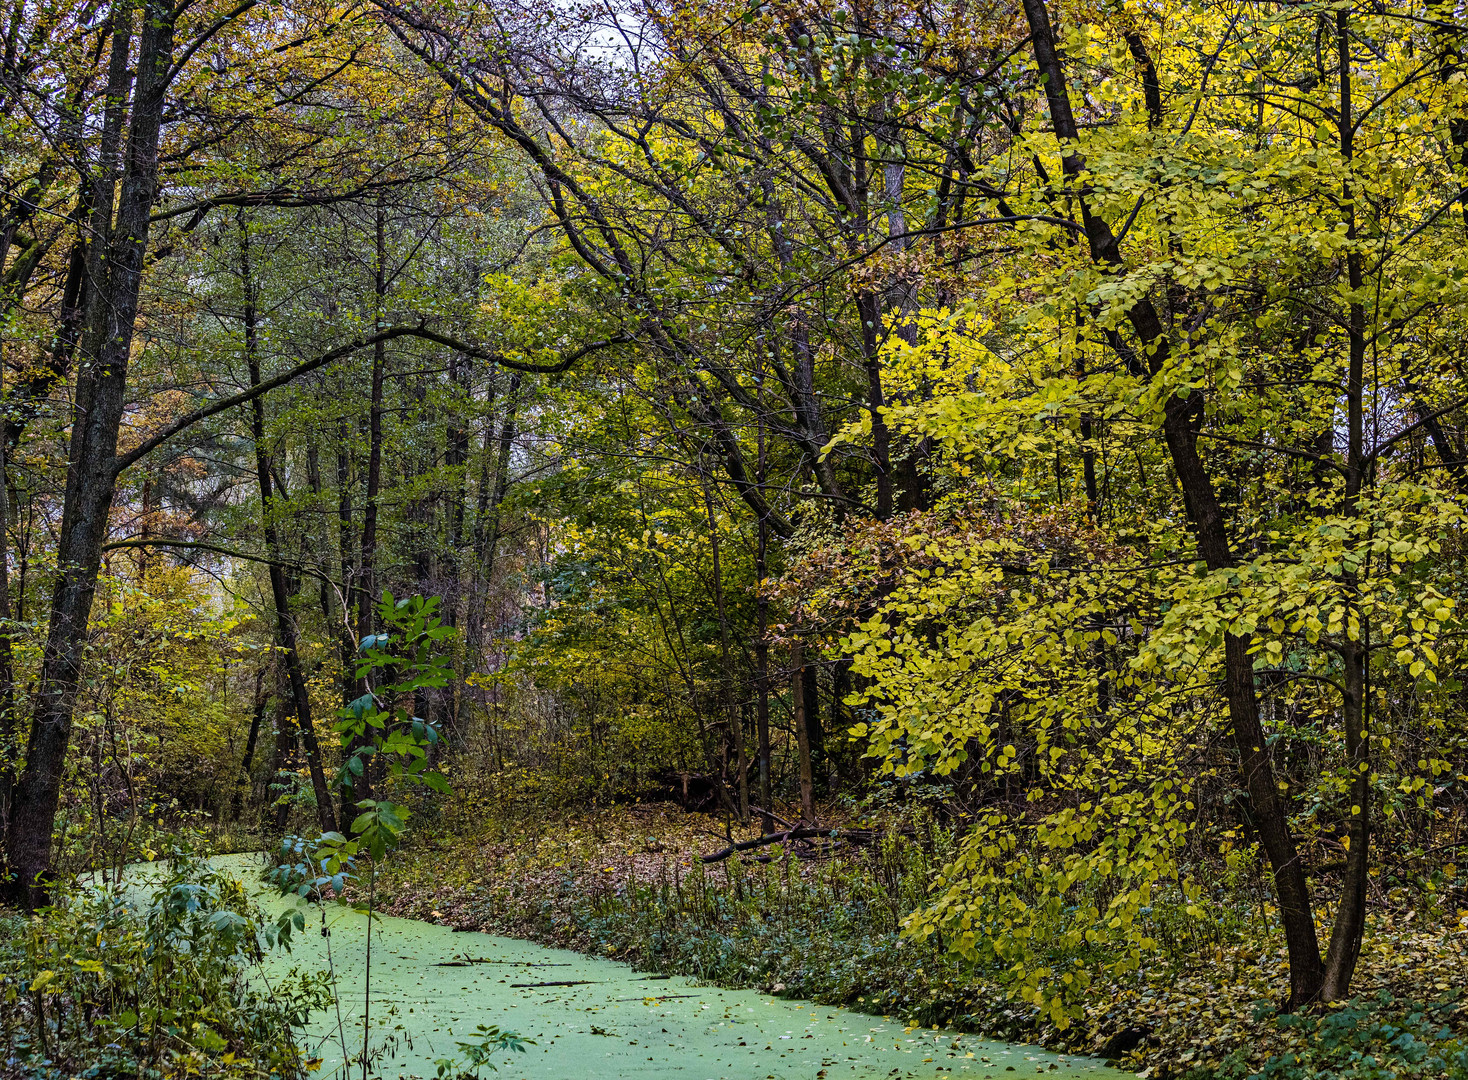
(1, 0), (1467, 1076)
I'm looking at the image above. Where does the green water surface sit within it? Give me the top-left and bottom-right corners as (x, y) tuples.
(213, 855), (1135, 1080)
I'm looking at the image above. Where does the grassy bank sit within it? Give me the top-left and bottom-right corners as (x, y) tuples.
(374, 804), (1468, 1080)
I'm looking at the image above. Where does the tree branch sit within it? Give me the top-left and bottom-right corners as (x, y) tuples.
(111, 324), (630, 476)
(101, 537), (339, 584)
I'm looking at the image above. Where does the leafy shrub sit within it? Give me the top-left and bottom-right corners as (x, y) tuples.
(0, 850), (328, 1079)
(1200, 995), (1468, 1080)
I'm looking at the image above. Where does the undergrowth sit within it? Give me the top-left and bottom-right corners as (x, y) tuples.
(0, 849), (328, 1080)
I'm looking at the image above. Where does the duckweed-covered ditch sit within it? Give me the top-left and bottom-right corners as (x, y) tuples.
(0, 851), (1131, 1080)
(371, 809), (1468, 1080)
(248, 848), (1129, 1080)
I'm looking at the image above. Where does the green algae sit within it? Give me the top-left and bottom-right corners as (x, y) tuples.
(209, 854), (1135, 1080)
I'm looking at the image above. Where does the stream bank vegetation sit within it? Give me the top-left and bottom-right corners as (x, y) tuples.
(1, 0), (1468, 1076)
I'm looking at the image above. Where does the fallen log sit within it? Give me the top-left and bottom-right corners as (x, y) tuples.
(700, 825), (910, 863)
(700, 826), (839, 863)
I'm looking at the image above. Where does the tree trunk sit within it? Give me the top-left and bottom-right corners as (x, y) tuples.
(440, 353), (471, 742)
(270, 667), (296, 832)
(335, 412), (357, 706)
(802, 662), (822, 795)
(702, 479), (746, 824)
(0, 395), (15, 836)
(475, 373), (521, 580)
(239, 213), (338, 836)
(855, 290), (893, 519)
(755, 518), (773, 834)
(4, 1), (173, 907)
(346, 199), (389, 816)
(792, 641), (815, 825)
(1018, 0), (1325, 1006)
(233, 670), (266, 820)
(357, 199), (388, 649)
(1322, 12), (1370, 997)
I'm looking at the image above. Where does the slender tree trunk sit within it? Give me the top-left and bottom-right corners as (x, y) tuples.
(1322, 12), (1370, 997)
(336, 413), (357, 705)
(755, 520), (773, 833)
(304, 438), (340, 635)
(441, 354), (471, 742)
(357, 199), (388, 652)
(802, 662), (822, 794)
(476, 374), (521, 579)
(830, 658), (851, 792)
(345, 200), (389, 815)
(702, 479), (746, 824)
(751, 344), (774, 832)
(792, 641), (815, 824)
(0, 382), (15, 835)
(855, 291), (893, 519)
(239, 214), (337, 836)
(233, 670), (266, 819)
(271, 667), (296, 832)
(1428, 0), (1468, 234)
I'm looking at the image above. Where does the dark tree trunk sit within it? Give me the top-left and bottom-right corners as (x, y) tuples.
(233, 670), (266, 820)
(270, 667), (296, 832)
(1322, 13), (1370, 997)
(702, 479), (746, 823)
(335, 413), (357, 706)
(792, 641), (815, 824)
(357, 199), (388, 651)
(802, 662), (823, 795)
(239, 214), (338, 837)
(0, 407), (15, 835)
(830, 657), (852, 791)
(855, 290), (893, 519)
(475, 374), (521, 579)
(1018, 0), (1326, 1006)
(755, 518), (773, 834)
(4, 1), (174, 908)
(345, 199), (389, 816)
(439, 353), (471, 742)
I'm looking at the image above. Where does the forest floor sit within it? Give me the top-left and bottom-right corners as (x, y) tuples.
(371, 804), (1468, 1080)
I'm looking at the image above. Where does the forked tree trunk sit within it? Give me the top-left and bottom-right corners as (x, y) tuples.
(1018, 0), (1330, 1006)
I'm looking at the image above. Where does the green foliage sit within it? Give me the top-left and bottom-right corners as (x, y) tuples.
(38, 567), (256, 880)
(0, 849), (328, 1079)
(267, 592), (527, 1080)
(377, 807), (1468, 1077)
(330, 591), (455, 859)
(1204, 996), (1468, 1080)
(433, 1024), (532, 1079)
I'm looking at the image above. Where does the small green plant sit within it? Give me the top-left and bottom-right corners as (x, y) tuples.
(270, 593), (524, 1080)
(1199, 995), (1468, 1080)
(434, 1024), (533, 1078)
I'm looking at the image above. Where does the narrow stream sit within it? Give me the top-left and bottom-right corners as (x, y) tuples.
(212, 855), (1134, 1080)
